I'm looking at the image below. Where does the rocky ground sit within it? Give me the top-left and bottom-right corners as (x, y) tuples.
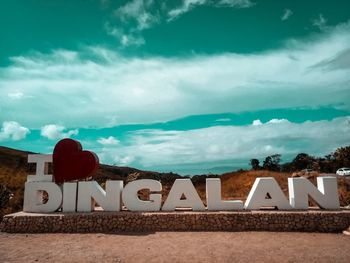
(0, 232), (349, 263)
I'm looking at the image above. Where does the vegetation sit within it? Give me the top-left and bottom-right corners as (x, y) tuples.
(249, 146), (350, 173)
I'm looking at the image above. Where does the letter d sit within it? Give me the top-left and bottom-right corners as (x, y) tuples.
(23, 182), (62, 213)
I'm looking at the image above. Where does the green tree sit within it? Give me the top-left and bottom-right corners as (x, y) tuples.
(263, 154), (281, 171)
(249, 159), (260, 170)
(333, 146), (350, 168)
(291, 153), (315, 171)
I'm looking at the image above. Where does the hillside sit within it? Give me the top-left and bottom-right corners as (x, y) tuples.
(1, 146), (350, 218)
(0, 146), (31, 216)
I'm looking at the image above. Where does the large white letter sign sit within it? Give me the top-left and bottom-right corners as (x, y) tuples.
(27, 154), (53, 182)
(206, 178), (243, 210)
(23, 182), (62, 213)
(245, 177), (292, 210)
(162, 179), (205, 211)
(77, 181), (123, 212)
(122, 179), (162, 211)
(288, 176), (339, 209)
(62, 182), (77, 212)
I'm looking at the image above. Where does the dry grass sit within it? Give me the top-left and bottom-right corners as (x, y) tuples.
(194, 170), (350, 207)
(0, 147), (29, 216)
(193, 170), (292, 205)
(0, 166), (27, 215)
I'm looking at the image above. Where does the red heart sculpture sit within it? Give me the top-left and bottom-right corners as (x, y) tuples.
(53, 138), (99, 183)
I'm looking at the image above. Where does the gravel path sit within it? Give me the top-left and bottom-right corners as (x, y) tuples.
(0, 232), (349, 263)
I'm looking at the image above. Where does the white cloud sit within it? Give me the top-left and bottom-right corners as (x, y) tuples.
(104, 23), (145, 47)
(0, 121), (29, 141)
(40, 124), (78, 140)
(216, 118), (231, 122)
(218, 0), (254, 8)
(252, 119), (262, 126)
(168, 0), (254, 21)
(267, 118), (289, 124)
(107, 0), (254, 40)
(7, 91), (24, 99)
(106, 0), (157, 45)
(117, 155), (135, 166)
(116, 0), (158, 30)
(97, 116), (350, 170)
(1, 22), (350, 129)
(168, 0), (206, 21)
(252, 119), (289, 125)
(281, 9), (293, 21)
(97, 136), (120, 145)
(116, 0), (153, 19)
(137, 10), (158, 30)
(121, 34), (145, 46)
(313, 14), (327, 30)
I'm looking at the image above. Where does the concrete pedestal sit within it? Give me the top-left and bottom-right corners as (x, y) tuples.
(1, 209), (350, 233)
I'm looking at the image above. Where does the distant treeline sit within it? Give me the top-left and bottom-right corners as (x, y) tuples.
(249, 146), (350, 173)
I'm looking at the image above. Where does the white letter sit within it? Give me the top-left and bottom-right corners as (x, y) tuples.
(23, 182), (62, 213)
(122, 179), (162, 211)
(245, 177), (292, 210)
(27, 154), (53, 182)
(162, 179), (205, 211)
(206, 178), (243, 210)
(77, 181), (123, 212)
(288, 176), (339, 209)
(62, 182), (77, 212)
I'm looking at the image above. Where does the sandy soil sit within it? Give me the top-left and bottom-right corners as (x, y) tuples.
(0, 232), (349, 263)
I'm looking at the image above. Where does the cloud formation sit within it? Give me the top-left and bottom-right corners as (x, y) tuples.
(0, 22), (350, 129)
(106, 0), (255, 45)
(97, 136), (120, 145)
(252, 119), (262, 126)
(313, 14), (327, 30)
(168, 0), (254, 20)
(115, 0), (156, 30)
(97, 117), (350, 172)
(281, 9), (293, 21)
(0, 121), (29, 141)
(40, 124), (78, 140)
(168, 0), (207, 21)
(7, 91), (24, 100)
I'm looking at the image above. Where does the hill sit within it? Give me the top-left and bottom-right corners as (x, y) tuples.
(1, 146), (349, 218)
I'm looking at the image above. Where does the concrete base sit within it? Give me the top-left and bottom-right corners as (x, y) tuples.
(1, 209), (350, 233)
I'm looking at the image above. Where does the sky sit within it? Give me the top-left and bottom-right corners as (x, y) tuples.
(0, 0), (350, 175)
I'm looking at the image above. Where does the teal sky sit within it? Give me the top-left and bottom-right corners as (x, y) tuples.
(0, 0), (350, 174)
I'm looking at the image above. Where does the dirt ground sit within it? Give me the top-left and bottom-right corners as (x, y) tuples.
(0, 232), (349, 263)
